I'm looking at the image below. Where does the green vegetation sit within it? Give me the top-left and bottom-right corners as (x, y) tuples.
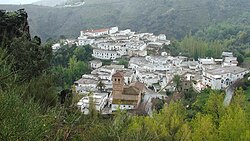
(117, 58), (129, 68)
(163, 22), (250, 61)
(52, 44), (93, 88)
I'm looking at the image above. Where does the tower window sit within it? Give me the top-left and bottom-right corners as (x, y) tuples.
(118, 79), (120, 82)
(115, 78), (117, 81)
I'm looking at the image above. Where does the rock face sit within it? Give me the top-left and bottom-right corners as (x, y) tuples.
(0, 9), (30, 45)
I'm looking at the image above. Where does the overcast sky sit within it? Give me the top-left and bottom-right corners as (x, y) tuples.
(0, 0), (38, 4)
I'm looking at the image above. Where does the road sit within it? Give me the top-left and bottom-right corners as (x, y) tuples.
(223, 85), (234, 106)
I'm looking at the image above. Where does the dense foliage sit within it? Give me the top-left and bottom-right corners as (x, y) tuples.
(52, 44), (92, 88)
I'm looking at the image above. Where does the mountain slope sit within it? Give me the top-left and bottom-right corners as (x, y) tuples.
(33, 0), (67, 7)
(1, 0), (250, 41)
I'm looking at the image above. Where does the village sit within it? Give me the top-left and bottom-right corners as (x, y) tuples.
(53, 27), (250, 115)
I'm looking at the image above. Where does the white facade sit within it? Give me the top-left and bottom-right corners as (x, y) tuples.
(77, 93), (109, 114)
(78, 37), (94, 46)
(128, 49), (147, 57)
(92, 49), (120, 60)
(111, 104), (135, 111)
(96, 42), (125, 51)
(119, 29), (133, 35)
(90, 60), (102, 69)
(198, 58), (216, 65)
(109, 26), (119, 34)
(123, 70), (135, 85)
(158, 34), (167, 40)
(222, 57), (238, 67)
(74, 75), (99, 94)
(222, 52), (234, 57)
(81, 29), (109, 37)
(202, 66), (249, 90)
(52, 43), (61, 50)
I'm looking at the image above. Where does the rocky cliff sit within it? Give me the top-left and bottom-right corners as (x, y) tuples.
(0, 9), (30, 45)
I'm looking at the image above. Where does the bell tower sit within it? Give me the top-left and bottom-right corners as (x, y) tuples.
(112, 72), (124, 99)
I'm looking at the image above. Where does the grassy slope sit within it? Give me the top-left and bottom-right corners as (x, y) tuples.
(0, 0), (250, 41)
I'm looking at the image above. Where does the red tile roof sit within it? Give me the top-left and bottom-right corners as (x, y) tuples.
(130, 82), (145, 91)
(112, 71), (124, 77)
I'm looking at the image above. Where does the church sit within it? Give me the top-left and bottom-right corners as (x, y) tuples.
(111, 71), (145, 111)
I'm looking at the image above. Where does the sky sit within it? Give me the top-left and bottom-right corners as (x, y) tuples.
(0, 0), (38, 4)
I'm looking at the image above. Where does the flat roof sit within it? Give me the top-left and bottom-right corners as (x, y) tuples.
(206, 66), (248, 75)
(93, 49), (118, 53)
(75, 78), (98, 84)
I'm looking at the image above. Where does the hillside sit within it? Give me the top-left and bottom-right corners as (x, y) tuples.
(33, 0), (67, 7)
(1, 0), (250, 41)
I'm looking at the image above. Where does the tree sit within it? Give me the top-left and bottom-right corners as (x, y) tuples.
(191, 113), (218, 140)
(153, 101), (187, 140)
(204, 91), (225, 127)
(173, 75), (181, 92)
(218, 105), (248, 141)
(117, 58), (129, 68)
(96, 80), (106, 92)
(73, 46), (86, 61)
(237, 54), (244, 65)
(152, 97), (165, 112)
(7, 36), (52, 81)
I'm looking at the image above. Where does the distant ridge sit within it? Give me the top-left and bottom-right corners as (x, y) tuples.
(33, 0), (85, 7)
(33, 0), (67, 7)
(1, 0), (250, 41)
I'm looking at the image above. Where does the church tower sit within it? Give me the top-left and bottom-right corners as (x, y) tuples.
(112, 71), (124, 99)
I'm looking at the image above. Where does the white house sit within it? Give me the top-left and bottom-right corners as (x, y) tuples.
(92, 49), (120, 60)
(222, 57), (238, 67)
(109, 26), (119, 34)
(52, 43), (61, 50)
(126, 41), (147, 51)
(119, 29), (133, 35)
(158, 34), (167, 40)
(128, 49), (147, 57)
(222, 52), (234, 57)
(74, 77), (98, 94)
(198, 58), (216, 70)
(136, 70), (159, 86)
(202, 66), (249, 90)
(90, 60), (102, 69)
(77, 92), (109, 114)
(78, 37), (95, 46)
(122, 69), (135, 85)
(96, 42), (125, 51)
(80, 28), (109, 37)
